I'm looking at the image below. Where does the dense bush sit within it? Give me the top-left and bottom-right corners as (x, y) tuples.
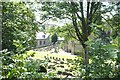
(75, 38), (120, 78)
(2, 2), (38, 54)
(1, 50), (56, 79)
(1, 2), (57, 79)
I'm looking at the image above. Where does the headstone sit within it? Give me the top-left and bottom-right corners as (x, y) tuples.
(37, 66), (47, 73)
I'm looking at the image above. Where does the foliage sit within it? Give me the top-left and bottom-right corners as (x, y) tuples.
(51, 33), (58, 45)
(2, 2), (38, 53)
(1, 2), (56, 79)
(75, 35), (119, 78)
(100, 2), (120, 40)
(42, 2), (119, 64)
(1, 1), (120, 79)
(47, 23), (77, 43)
(88, 39), (118, 77)
(1, 50), (56, 79)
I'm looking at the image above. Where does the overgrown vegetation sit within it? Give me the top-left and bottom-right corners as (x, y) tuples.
(75, 38), (119, 78)
(1, 50), (56, 79)
(1, 2), (56, 79)
(1, 1), (120, 79)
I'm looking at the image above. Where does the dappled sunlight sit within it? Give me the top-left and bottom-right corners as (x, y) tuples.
(1, 1), (119, 79)
(28, 50), (79, 78)
(31, 50), (77, 60)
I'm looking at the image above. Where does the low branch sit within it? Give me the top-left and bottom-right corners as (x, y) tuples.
(37, 16), (53, 24)
(72, 14), (83, 43)
(62, 16), (72, 20)
(76, 12), (82, 21)
(68, 30), (79, 41)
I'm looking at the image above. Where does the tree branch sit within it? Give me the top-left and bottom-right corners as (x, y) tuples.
(87, 1), (90, 20)
(68, 30), (79, 41)
(92, 2), (101, 16)
(72, 14), (83, 43)
(87, 2), (101, 37)
(79, 2), (87, 35)
(76, 12), (82, 21)
(80, 2), (85, 21)
(36, 19), (47, 24)
(88, 2), (95, 25)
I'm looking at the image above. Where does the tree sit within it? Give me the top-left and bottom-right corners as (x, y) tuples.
(41, 1), (102, 64)
(2, 2), (39, 54)
(41, 1), (120, 64)
(50, 33), (58, 53)
(47, 24), (76, 43)
(1, 2), (57, 79)
(51, 33), (58, 45)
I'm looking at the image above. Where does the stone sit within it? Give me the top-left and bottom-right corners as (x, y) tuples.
(60, 61), (64, 64)
(37, 66), (47, 73)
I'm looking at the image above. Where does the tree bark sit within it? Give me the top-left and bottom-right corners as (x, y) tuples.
(83, 44), (89, 64)
(71, 2), (101, 65)
(71, 12), (89, 65)
(78, 40), (89, 64)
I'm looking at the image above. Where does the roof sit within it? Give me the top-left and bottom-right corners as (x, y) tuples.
(36, 32), (50, 39)
(58, 37), (64, 41)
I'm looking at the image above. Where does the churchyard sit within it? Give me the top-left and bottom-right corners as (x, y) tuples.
(30, 50), (79, 78)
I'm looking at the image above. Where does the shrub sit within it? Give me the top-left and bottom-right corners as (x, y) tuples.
(1, 50), (56, 79)
(75, 39), (119, 78)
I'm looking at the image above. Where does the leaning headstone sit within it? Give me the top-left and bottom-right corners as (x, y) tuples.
(62, 58), (64, 61)
(60, 61), (64, 64)
(37, 66), (47, 73)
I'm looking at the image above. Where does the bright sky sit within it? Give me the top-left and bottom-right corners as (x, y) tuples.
(29, 2), (116, 27)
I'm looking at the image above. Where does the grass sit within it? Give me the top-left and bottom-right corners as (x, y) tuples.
(27, 50), (78, 78)
(29, 50), (77, 61)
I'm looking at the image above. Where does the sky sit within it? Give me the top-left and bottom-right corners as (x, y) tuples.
(28, 2), (117, 28)
(32, 2), (72, 27)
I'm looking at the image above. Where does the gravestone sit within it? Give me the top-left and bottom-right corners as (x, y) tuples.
(37, 66), (47, 73)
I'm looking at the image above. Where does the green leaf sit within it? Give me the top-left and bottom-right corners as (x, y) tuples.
(102, 44), (117, 50)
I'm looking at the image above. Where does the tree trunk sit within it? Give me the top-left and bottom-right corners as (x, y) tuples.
(82, 43), (89, 64)
(81, 43), (90, 78)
